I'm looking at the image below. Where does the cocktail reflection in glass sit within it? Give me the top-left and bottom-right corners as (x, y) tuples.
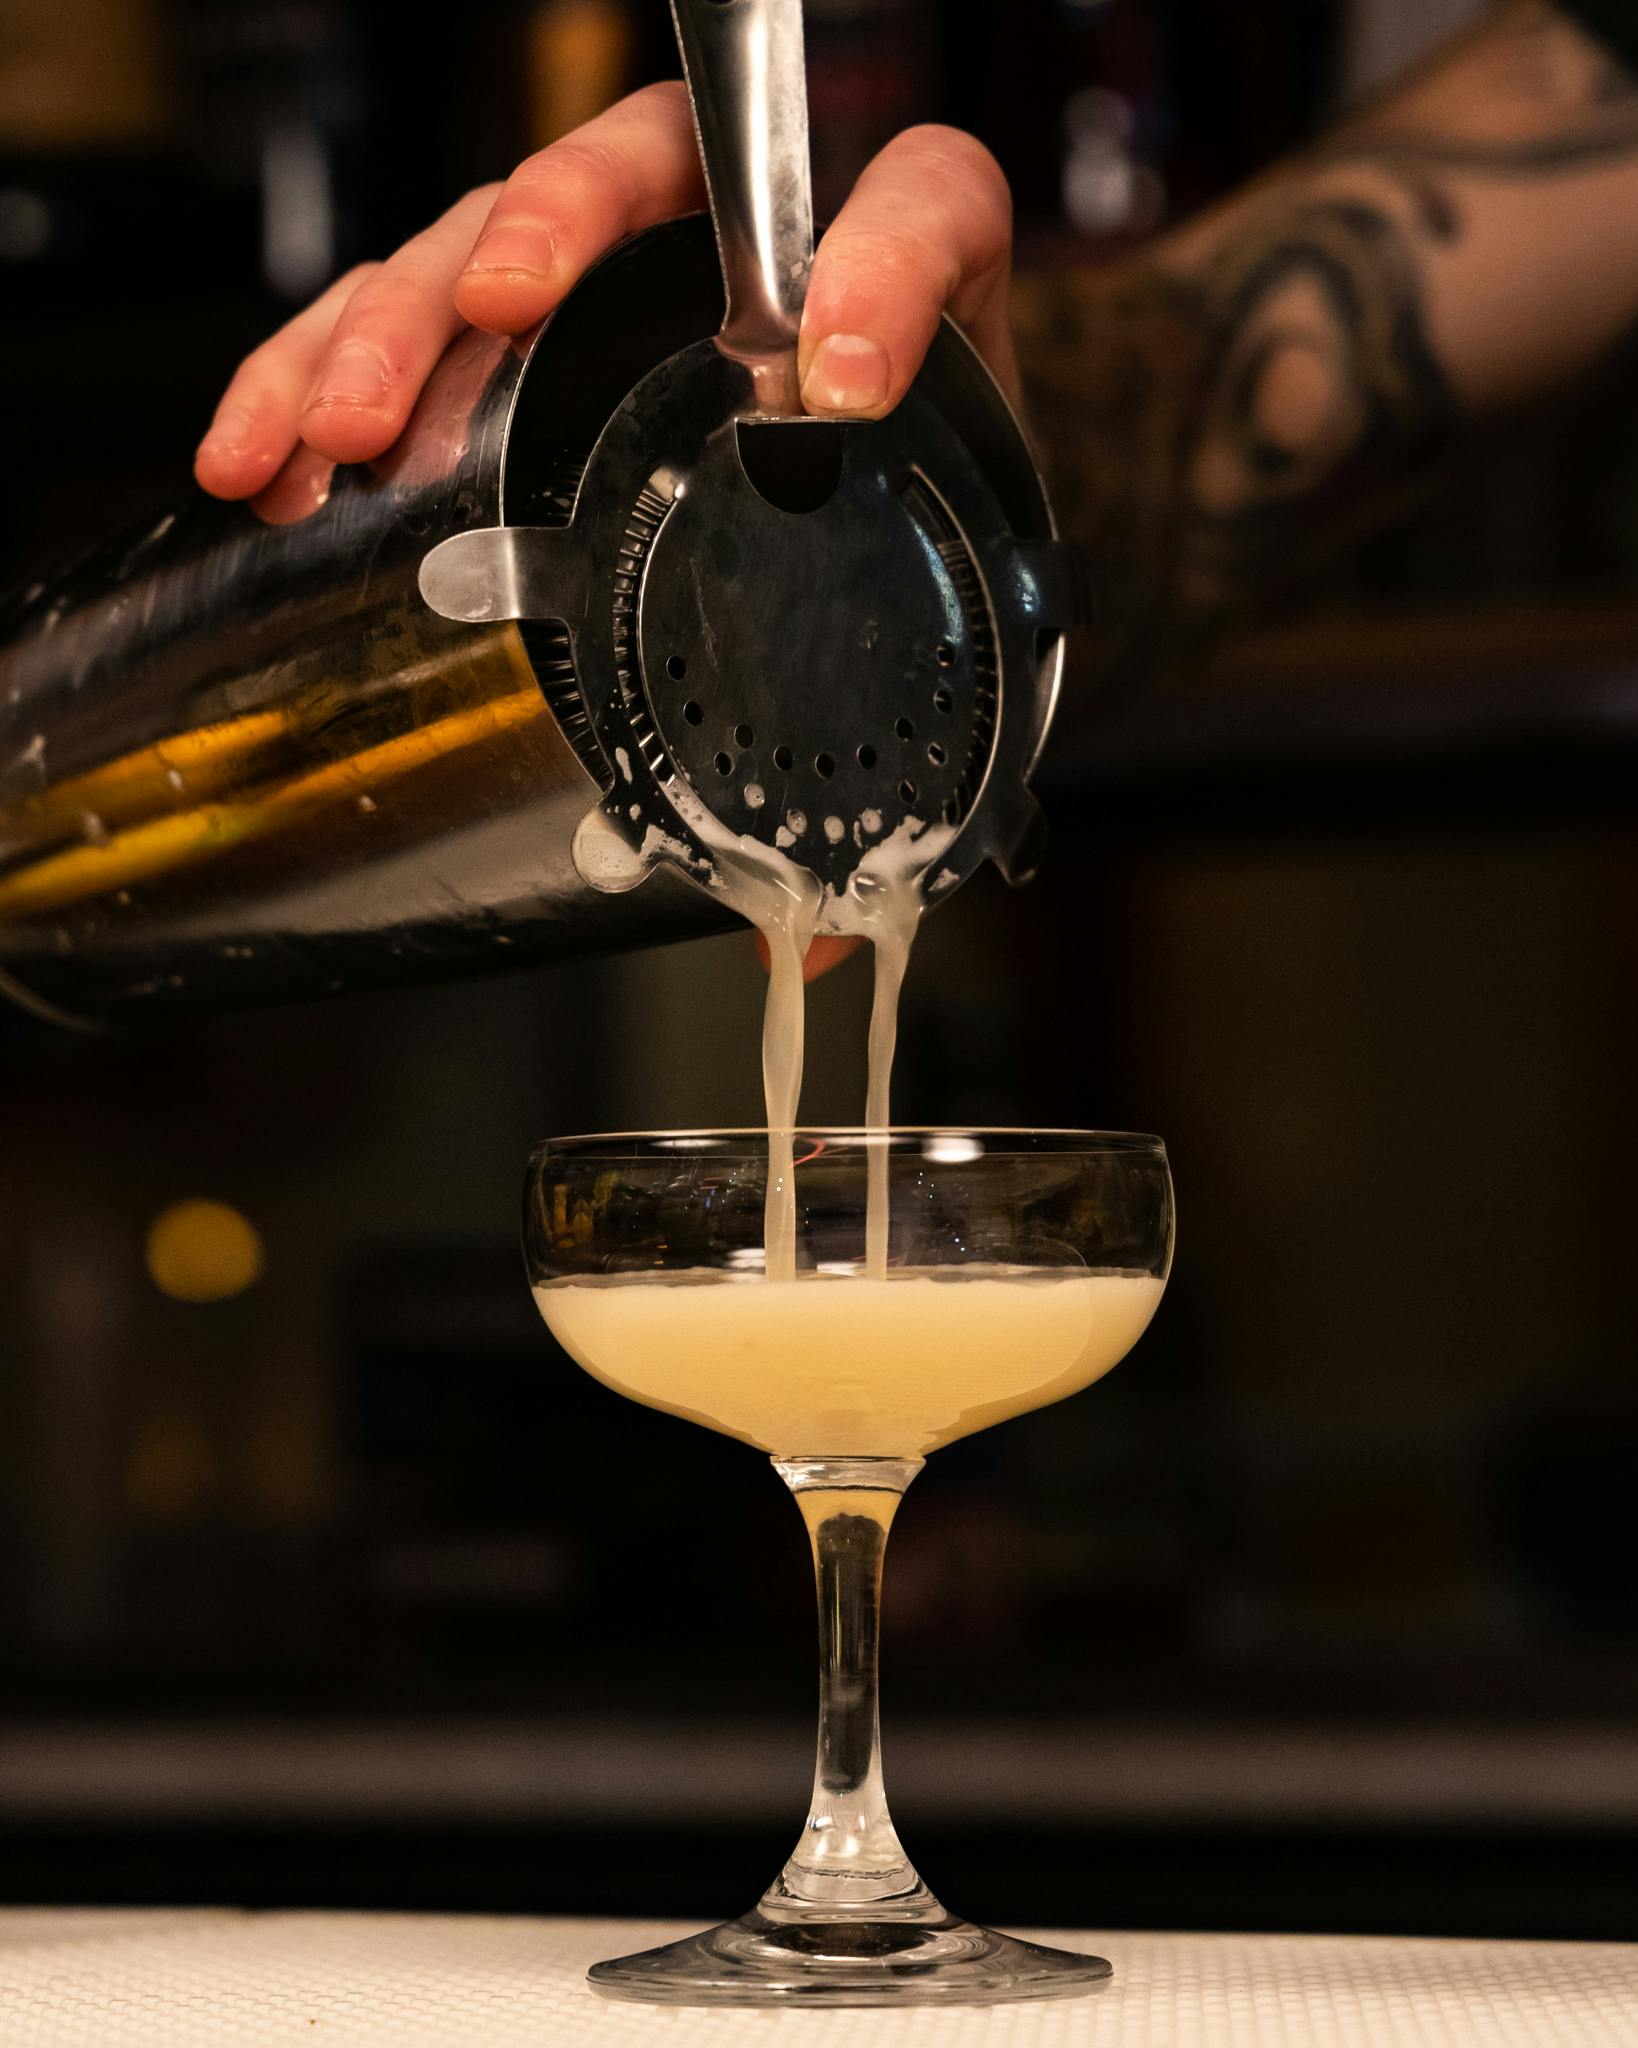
(524, 1128), (1174, 2006)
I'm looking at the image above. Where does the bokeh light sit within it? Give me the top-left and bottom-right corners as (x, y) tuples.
(144, 1198), (265, 1303)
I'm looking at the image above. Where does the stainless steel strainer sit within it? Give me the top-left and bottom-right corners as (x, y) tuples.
(420, 0), (1083, 921)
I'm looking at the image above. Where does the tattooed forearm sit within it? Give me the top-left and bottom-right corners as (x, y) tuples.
(1016, 198), (1457, 648)
(1013, 0), (1638, 683)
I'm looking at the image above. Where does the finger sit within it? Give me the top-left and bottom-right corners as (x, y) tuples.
(248, 441), (337, 529)
(454, 80), (705, 334)
(798, 126), (1018, 420)
(194, 264), (378, 499)
(297, 184), (502, 466)
(755, 932), (867, 983)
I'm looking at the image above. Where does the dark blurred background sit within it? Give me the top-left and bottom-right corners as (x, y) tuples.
(3, 0), (1638, 1943)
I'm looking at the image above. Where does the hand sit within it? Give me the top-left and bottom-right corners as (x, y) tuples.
(195, 84), (1013, 982)
(194, 81), (1017, 500)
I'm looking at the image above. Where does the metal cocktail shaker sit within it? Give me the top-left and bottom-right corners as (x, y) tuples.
(0, 0), (1082, 1031)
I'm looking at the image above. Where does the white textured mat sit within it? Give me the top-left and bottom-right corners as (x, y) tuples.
(0, 1913), (1634, 2046)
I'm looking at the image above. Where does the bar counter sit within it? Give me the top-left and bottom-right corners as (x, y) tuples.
(0, 1911), (1633, 2043)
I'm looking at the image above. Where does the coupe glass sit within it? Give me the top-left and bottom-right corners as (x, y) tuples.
(523, 1127), (1173, 2006)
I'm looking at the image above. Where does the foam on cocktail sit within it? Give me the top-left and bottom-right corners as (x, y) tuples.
(535, 1265), (1164, 1458)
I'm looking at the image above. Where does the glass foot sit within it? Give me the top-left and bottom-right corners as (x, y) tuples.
(587, 1905), (1112, 2007)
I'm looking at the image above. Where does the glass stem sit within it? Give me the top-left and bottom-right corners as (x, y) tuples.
(763, 1454), (935, 1920)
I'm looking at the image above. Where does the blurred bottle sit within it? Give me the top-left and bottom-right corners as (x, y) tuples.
(0, 0), (172, 153)
(526, 0), (638, 147)
(1060, 84), (1166, 240)
(183, 1), (365, 302)
(527, 0), (944, 223)
(0, 0), (197, 303)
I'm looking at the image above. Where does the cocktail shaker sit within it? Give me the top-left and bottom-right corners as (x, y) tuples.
(0, 0), (1082, 1030)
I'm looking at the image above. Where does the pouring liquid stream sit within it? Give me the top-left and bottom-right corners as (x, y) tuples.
(860, 893), (916, 1280)
(734, 844), (927, 1283)
(689, 833), (821, 1286)
(755, 899), (817, 1287)
(655, 767), (941, 1278)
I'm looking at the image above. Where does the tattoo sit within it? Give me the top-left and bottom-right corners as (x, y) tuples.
(1011, 0), (1638, 679)
(1015, 194), (1456, 662)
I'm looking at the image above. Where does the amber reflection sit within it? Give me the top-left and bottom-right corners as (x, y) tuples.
(0, 627), (547, 921)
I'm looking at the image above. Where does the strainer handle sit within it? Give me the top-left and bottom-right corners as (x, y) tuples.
(670, 0), (813, 414)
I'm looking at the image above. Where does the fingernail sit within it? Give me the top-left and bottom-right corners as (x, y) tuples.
(308, 343), (390, 412)
(463, 225), (555, 283)
(802, 333), (891, 414)
(198, 407), (254, 456)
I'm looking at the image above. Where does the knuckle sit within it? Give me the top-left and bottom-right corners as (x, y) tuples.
(543, 132), (627, 194)
(621, 77), (690, 122)
(582, 77), (693, 153)
(899, 123), (1004, 184)
(510, 133), (608, 200)
(828, 221), (945, 295)
(380, 231), (446, 286)
(332, 260), (382, 294)
(429, 184), (502, 243)
(893, 125), (1013, 233)
(322, 300), (414, 376)
(331, 275), (401, 331)
(303, 262), (381, 331)
(508, 80), (692, 204)
(490, 144), (608, 235)
(489, 82), (697, 248)
(228, 338), (288, 390)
